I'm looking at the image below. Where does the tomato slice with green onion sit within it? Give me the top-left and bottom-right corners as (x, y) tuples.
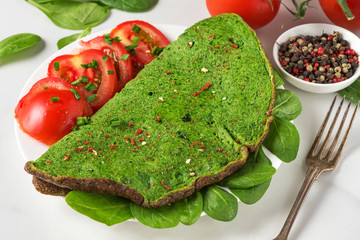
(15, 77), (93, 145)
(110, 20), (170, 76)
(48, 49), (117, 111)
(79, 35), (133, 91)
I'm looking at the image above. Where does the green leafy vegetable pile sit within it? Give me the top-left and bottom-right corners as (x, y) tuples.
(65, 67), (302, 228)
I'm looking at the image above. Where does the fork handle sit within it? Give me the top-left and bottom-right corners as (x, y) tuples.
(274, 166), (322, 240)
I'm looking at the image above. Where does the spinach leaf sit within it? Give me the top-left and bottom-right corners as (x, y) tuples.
(65, 191), (133, 226)
(98, 0), (158, 12)
(273, 89), (302, 121)
(57, 27), (92, 49)
(130, 202), (179, 228)
(263, 116), (300, 162)
(338, 76), (360, 102)
(218, 162), (275, 189)
(0, 33), (41, 57)
(26, 0), (109, 30)
(173, 192), (203, 226)
(246, 146), (272, 165)
(273, 67), (284, 87)
(230, 179), (271, 205)
(202, 185), (238, 222)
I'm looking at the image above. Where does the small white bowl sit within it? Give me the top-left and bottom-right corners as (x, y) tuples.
(273, 23), (360, 93)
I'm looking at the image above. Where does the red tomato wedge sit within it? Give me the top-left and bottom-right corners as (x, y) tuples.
(110, 20), (170, 76)
(15, 77), (93, 145)
(48, 49), (118, 111)
(79, 35), (133, 91)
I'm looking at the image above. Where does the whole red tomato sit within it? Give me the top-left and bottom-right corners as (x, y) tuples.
(319, 0), (360, 30)
(206, 0), (281, 29)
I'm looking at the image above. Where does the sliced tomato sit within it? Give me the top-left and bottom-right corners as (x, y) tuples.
(79, 35), (133, 91)
(48, 49), (117, 111)
(110, 20), (170, 76)
(15, 77), (93, 145)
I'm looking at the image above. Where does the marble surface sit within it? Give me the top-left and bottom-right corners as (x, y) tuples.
(1, 1), (360, 239)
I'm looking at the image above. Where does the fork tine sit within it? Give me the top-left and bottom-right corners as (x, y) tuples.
(326, 98), (352, 160)
(329, 99), (359, 164)
(308, 96), (337, 156)
(317, 96), (345, 158)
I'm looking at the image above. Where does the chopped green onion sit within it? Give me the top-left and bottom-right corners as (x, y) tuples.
(77, 116), (90, 126)
(102, 55), (109, 61)
(120, 54), (130, 61)
(86, 94), (97, 102)
(131, 36), (139, 43)
(81, 59), (98, 69)
(103, 34), (120, 45)
(70, 88), (81, 100)
(107, 70), (115, 75)
(50, 97), (60, 102)
(54, 61), (60, 71)
(43, 86), (48, 89)
(84, 82), (96, 91)
(130, 49), (136, 56)
(71, 75), (88, 86)
(154, 47), (164, 55)
(132, 24), (141, 34)
(150, 45), (158, 55)
(125, 43), (139, 52)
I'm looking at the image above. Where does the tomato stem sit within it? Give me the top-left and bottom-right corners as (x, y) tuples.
(335, 0), (355, 20)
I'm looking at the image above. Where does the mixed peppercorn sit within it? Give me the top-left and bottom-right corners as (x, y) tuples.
(278, 31), (359, 84)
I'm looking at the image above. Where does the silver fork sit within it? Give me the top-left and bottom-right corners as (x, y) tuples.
(274, 95), (359, 240)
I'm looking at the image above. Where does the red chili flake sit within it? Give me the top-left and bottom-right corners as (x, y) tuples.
(132, 149), (136, 152)
(184, 184), (187, 187)
(190, 120), (194, 124)
(263, 120), (266, 125)
(46, 160), (52, 164)
(125, 136), (129, 140)
(76, 140), (81, 142)
(128, 122), (133, 127)
(137, 138), (144, 142)
(63, 154), (70, 161)
(104, 135), (111, 138)
(88, 132), (92, 135)
(161, 181), (164, 185)
(131, 138), (135, 145)
(216, 148), (223, 152)
(110, 145), (117, 149)
(201, 82), (212, 91)
(194, 141), (200, 145)
(84, 139), (90, 145)
(135, 129), (143, 136)
(88, 147), (94, 152)
(215, 46), (220, 49)
(236, 140), (240, 143)
(136, 146), (141, 150)
(193, 91), (202, 97)
(165, 71), (173, 75)
(209, 46), (212, 50)
(164, 185), (171, 191)
(198, 34), (202, 38)
(230, 43), (238, 49)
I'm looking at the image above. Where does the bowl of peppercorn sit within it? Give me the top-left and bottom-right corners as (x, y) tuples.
(273, 23), (360, 93)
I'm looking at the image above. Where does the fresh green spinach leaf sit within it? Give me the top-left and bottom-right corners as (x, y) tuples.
(218, 162), (275, 189)
(98, 0), (158, 12)
(57, 27), (92, 49)
(273, 89), (302, 121)
(246, 146), (272, 165)
(230, 179), (271, 205)
(0, 33), (41, 57)
(273, 67), (284, 87)
(65, 191), (133, 226)
(173, 192), (203, 226)
(26, 0), (109, 30)
(130, 202), (179, 228)
(263, 116), (300, 162)
(338, 76), (360, 102)
(202, 185), (238, 222)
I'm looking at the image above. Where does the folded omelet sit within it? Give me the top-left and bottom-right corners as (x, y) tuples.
(25, 13), (275, 208)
